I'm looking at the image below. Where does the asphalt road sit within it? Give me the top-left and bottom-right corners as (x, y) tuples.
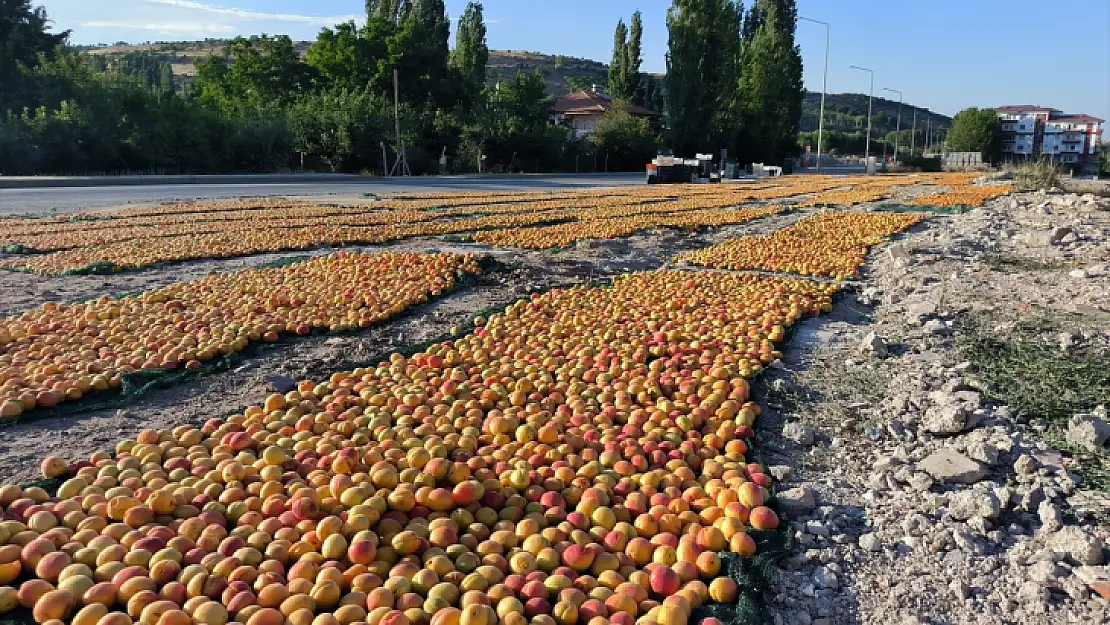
(0, 174), (646, 215)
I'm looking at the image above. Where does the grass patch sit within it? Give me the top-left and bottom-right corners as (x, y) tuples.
(980, 253), (1068, 273)
(959, 312), (1110, 491)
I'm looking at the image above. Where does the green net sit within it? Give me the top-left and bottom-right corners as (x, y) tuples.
(1, 244), (39, 255)
(61, 261), (121, 276)
(255, 255), (316, 269)
(873, 203), (973, 215)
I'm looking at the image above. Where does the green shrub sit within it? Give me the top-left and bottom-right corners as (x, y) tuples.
(1008, 161), (1063, 192)
(902, 155), (942, 172)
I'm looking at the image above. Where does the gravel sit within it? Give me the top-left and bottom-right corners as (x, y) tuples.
(763, 190), (1110, 625)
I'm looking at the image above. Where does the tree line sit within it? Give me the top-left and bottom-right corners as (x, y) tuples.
(0, 0), (804, 176)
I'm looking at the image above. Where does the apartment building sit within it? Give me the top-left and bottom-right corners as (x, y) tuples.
(995, 105), (1103, 168)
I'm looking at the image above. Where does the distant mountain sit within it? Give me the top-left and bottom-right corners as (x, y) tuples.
(801, 92), (951, 138)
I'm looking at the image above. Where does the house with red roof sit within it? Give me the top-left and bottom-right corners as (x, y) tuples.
(995, 105), (1103, 169)
(552, 90), (659, 139)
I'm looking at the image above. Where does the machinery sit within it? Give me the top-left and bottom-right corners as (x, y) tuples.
(646, 153), (720, 184)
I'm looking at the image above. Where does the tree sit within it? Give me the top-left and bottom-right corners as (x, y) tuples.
(389, 0), (452, 108)
(665, 0), (743, 156)
(566, 76), (605, 93)
(609, 12), (643, 102)
(735, 0), (804, 164)
(627, 12), (645, 104)
(291, 88), (392, 173)
(590, 101), (657, 171)
(1, 0), (69, 110)
(639, 75), (666, 114)
(306, 21), (386, 92)
(365, 0), (405, 23)
(191, 35), (313, 108)
(465, 70), (563, 172)
(608, 19), (628, 97)
(115, 51), (174, 95)
(450, 2), (488, 110)
(946, 107), (1003, 162)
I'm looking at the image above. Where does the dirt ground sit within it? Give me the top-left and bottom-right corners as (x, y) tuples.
(1, 183), (1107, 624)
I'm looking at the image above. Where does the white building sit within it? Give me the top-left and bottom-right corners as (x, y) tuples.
(995, 105), (1103, 169)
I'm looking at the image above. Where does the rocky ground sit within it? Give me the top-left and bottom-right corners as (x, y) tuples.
(757, 189), (1110, 624)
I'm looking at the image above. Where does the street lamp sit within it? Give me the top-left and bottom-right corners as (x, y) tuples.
(883, 87), (903, 162)
(849, 65), (874, 165)
(910, 109), (917, 155)
(799, 17), (830, 173)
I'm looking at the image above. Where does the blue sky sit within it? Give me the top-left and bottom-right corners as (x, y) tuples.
(39, 0), (1110, 121)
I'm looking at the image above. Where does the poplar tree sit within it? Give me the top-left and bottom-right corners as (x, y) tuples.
(665, 0), (743, 156)
(736, 0), (803, 163)
(450, 2), (488, 107)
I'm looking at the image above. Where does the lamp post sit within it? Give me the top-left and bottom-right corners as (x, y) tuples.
(799, 17), (830, 173)
(883, 86), (901, 163)
(883, 88), (901, 163)
(910, 108), (917, 155)
(849, 65), (874, 165)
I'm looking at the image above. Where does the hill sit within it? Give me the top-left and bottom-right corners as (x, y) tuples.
(801, 92), (951, 137)
(75, 41), (953, 133)
(76, 42), (610, 95)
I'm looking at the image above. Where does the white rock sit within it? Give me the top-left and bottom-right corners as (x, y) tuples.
(1037, 500), (1063, 532)
(1049, 226), (1074, 243)
(1028, 560), (1067, 584)
(1045, 526), (1104, 565)
(883, 243), (910, 263)
(858, 331), (888, 358)
(949, 578), (970, 600)
(921, 405), (971, 435)
(783, 422), (816, 446)
(948, 489), (1001, 521)
(967, 441), (999, 465)
(905, 300), (938, 320)
(769, 465), (793, 481)
(1065, 414), (1110, 451)
(1016, 580), (1049, 604)
(858, 533), (882, 552)
(805, 520), (830, 538)
(918, 448), (988, 484)
(1014, 454), (1037, 475)
(777, 486), (817, 515)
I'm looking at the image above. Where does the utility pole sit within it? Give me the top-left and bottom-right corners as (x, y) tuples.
(926, 117), (931, 154)
(390, 69), (411, 176)
(800, 17), (830, 173)
(883, 87), (903, 162)
(850, 65), (874, 165)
